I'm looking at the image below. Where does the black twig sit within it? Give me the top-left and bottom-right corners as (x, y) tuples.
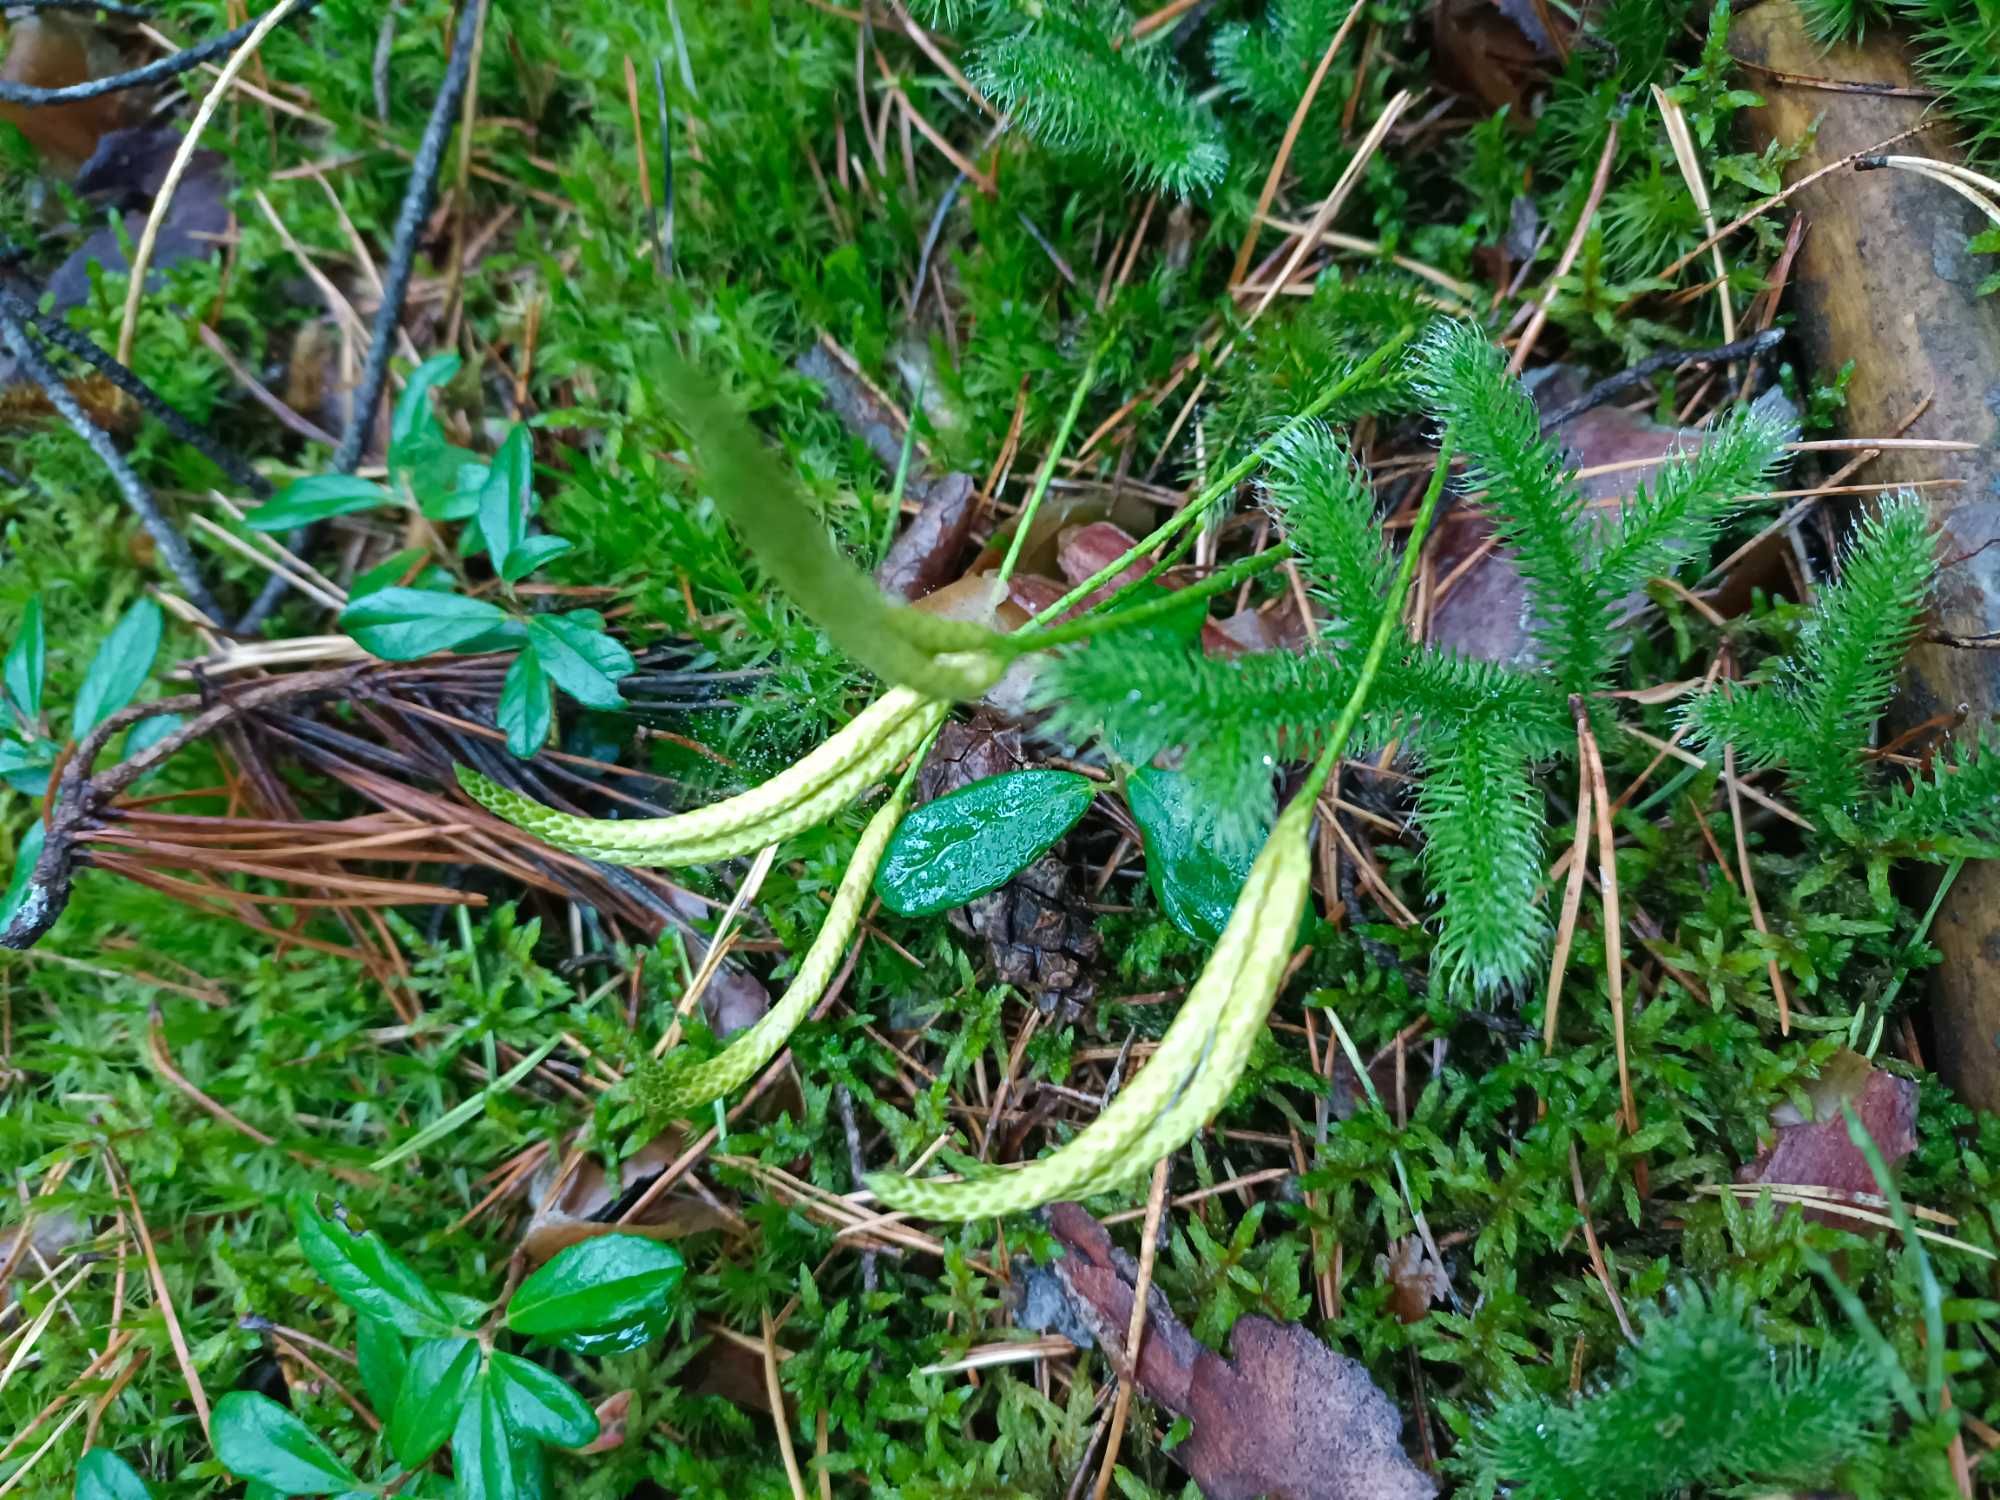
(236, 0), (487, 634)
(3, 0), (153, 16)
(333, 0), (484, 476)
(908, 171), (966, 316)
(0, 287), (271, 498)
(1537, 328), (1786, 431)
(0, 0), (321, 105)
(0, 305), (224, 622)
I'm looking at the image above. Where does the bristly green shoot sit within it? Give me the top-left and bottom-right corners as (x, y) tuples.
(1686, 494), (2000, 866)
(968, 0), (1229, 198)
(1466, 1282), (1893, 1499)
(1047, 322), (1789, 996)
(1686, 497), (1935, 816)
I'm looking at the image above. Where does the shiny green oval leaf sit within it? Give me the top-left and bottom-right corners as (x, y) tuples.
(245, 475), (394, 532)
(354, 1315), (406, 1421)
(1125, 765), (1262, 944)
(498, 649), (552, 759)
(391, 355), (462, 454)
(387, 1336), (481, 1469)
(499, 533), (573, 584)
(339, 588), (511, 662)
(524, 616), (631, 709)
(292, 1197), (463, 1339)
(875, 770), (1095, 917)
(506, 1234), (683, 1351)
(72, 599), (162, 737)
(5, 595), (44, 722)
(487, 1350), (599, 1448)
(75, 1448), (154, 1500)
(451, 1372), (548, 1500)
(211, 1391), (362, 1495)
(475, 425), (532, 575)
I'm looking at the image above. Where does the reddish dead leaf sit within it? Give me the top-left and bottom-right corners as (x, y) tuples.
(1737, 1049), (1919, 1229)
(1020, 1203), (1435, 1500)
(568, 1389), (632, 1454)
(876, 471), (981, 601)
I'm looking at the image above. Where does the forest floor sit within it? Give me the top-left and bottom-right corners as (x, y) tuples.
(2, 0), (2000, 1496)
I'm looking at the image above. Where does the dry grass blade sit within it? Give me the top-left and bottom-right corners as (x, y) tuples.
(1543, 739), (1596, 1054)
(1228, 0), (1367, 286)
(762, 1307), (811, 1500)
(1092, 1154), (1171, 1500)
(1575, 701), (1637, 1137)
(1509, 122), (1619, 375)
(110, 1154), (211, 1439)
(1569, 1140), (1637, 1343)
(1651, 85), (1736, 344)
(1247, 89), (1412, 324)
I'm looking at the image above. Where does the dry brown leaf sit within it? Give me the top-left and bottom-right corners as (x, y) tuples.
(1428, 386), (1711, 665)
(521, 1137), (736, 1266)
(1736, 1048), (1919, 1228)
(1377, 1235), (1449, 1326)
(877, 471), (981, 601)
(568, 1389), (633, 1454)
(0, 16), (134, 172)
(1019, 1202), (1435, 1500)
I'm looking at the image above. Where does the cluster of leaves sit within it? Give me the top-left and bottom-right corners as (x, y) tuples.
(77, 1199), (683, 1499)
(0, 596), (173, 928)
(245, 356), (635, 757)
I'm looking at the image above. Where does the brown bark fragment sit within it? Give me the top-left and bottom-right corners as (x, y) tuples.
(1731, 4), (2000, 1107)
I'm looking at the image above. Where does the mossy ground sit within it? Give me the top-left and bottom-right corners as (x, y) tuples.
(1, 1), (1996, 1495)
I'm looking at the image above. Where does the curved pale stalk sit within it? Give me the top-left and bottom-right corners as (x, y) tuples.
(867, 788), (1315, 1220)
(457, 688), (950, 867)
(874, 420), (1461, 1222)
(637, 782), (910, 1118)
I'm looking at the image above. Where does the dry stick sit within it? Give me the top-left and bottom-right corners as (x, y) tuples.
(1573, 699), (1637, 1136)
(762, 1308), (811, 1500)
(0, 313), (224, 622)
(1509, 121), (1619, 376)
(237, 0), (486, 633)
(1092, 1154), (1171, 1500)
(1227, 0), (1367, 286)
(115, 0), (308, 367)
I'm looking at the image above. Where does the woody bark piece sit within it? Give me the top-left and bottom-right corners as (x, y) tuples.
(1731, 4), (2000, 1109)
